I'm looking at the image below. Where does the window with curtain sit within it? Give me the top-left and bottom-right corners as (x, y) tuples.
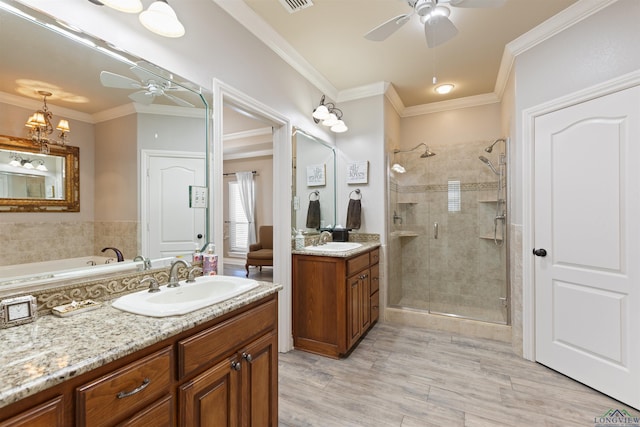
(228, 181), (249, 252)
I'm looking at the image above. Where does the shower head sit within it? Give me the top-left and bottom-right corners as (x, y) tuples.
(479, 156), (500, 175)
(484, 138), (507, 153)
(420, 147), (436, 158)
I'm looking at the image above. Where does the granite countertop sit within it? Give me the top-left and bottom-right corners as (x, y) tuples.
(0, 281), (282, 409)
(291, 241), (380, 258)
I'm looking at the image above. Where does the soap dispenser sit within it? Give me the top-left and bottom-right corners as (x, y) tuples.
(295, 230), (305, 250)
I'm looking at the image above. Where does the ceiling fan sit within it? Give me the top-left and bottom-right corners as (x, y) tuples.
(99, 64), (194, 108)
(364, 0), (506, 48)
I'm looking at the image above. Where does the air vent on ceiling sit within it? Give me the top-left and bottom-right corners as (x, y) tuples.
(278, 0), (313, 14)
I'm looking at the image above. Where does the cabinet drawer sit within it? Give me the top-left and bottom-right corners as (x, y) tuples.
(117, 395), (173, 427)
(347, 253), (369, 276)
(370, 263), (379, 294)
(76, 347), (172, 427)
(178, 299), (277, 379)
(370, 248), (380, 265)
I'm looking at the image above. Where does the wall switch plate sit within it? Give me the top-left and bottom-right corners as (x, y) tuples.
(293, 196), (300, 210)
(189, 186), (208, 208)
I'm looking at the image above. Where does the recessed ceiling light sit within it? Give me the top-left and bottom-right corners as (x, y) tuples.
(435, 84), (454, 95)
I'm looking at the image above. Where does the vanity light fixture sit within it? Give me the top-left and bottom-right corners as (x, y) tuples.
(90, 0), (184, 38)
(312, 95), (348, 133)
(8, 154), (48, 171)
(99, 0), (143, 13)
(139, 0), (185, 38)
(25, 91), (71, 154)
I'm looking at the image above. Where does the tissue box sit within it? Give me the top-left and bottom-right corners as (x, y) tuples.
(332, 228), (349, 242)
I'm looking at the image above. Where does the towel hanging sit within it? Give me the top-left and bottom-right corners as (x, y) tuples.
(346, 189), (362, 230)
(306, 199), (321, 229)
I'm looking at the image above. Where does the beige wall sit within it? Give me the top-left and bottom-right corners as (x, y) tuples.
(222, 156), (274, 259)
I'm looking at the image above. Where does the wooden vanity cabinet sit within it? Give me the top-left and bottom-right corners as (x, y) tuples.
(293, 247), (380, 358)
(0, 295), (278, 427)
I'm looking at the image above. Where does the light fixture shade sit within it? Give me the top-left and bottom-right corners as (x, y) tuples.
(9, 159), (20, 167)
(23, 161), (34, 170)
(36, 162), (48, 172)
(56, 119), (70, 133)
(139, 1), (185, 38)
(331, 120), (348, 133)
(312, 104), (329, 120)
(100, 0), (143, 13)
(435, 84), (454, 94)
(322, 113), (338, 127)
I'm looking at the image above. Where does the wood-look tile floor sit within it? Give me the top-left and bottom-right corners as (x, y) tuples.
(278, 322), (638, 426)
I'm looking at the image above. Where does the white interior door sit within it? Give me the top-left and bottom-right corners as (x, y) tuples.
(534, 86), (640, 408)
(144, 152), (206, 258)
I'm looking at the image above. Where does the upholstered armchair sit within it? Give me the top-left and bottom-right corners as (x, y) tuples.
(245, 225), (273, 277)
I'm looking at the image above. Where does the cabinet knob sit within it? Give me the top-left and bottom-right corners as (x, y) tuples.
(242, 352), (253, 363)
(231, 361), (242, 371)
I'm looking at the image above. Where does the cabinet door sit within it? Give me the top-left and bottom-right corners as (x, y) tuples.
(179, 357), (241, 427)
(347, 274), (362, 349)
(240, 333), (278, 427)
(360, 270), (371, 332)
(0, 396), (64, 427)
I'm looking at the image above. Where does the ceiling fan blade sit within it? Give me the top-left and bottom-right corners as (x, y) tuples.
(163, 93), (195, 108)
(424, 15), (458, 48)
(364, 14), (411, 41)
(130, 65), (172, 86)
(100, 71), (142, 89)
(449, 0), (506, 8)
(129, 90), (154, 105)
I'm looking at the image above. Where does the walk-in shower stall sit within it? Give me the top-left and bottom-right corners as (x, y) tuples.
(387, 138), (509, 324)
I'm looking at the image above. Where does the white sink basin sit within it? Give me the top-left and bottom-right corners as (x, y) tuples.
(304, 242), (362, 252)
(112, 275), (260, 317)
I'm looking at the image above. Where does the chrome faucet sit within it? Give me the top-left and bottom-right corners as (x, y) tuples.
(102, 247), (124, 262)
(168, 259), (191, 288)
(317, 230), (332, 246)
(133, 255), (152, 271)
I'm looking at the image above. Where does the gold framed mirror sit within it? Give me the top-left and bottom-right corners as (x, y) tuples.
(0, 135), (79, 212)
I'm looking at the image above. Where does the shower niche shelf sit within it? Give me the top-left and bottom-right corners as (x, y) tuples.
(478, 199), (499, 203)
(391, 230), (420, 237)
(479, 235), (503, 241)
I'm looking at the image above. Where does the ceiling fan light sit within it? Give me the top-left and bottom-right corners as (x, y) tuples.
(322, 113), (338, 127)
(435, 83), (454, 94)
(420, 6), (450, 23)
(312, 104), (329, 120)
(100, 0), (143, 13)
(139, 1), (185, 38)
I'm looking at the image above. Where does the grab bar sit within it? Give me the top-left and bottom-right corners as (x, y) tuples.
(433, 222), (438, 239)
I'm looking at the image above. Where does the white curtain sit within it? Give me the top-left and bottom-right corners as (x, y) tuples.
(235, 171), (256, 247)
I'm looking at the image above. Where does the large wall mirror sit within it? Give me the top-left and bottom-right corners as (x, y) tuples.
(0, 1), (211, 292)
(292, 128), (336, 233)
(0, 135), (80, 211)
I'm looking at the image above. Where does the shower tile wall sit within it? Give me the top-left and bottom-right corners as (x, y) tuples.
(389, 139), (508, 324)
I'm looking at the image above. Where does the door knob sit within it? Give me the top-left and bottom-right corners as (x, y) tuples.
(197, 234), (203, 239)
(533, 248), (547, 257)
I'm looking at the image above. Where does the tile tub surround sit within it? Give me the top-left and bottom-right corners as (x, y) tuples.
(0, 280), (282, 408)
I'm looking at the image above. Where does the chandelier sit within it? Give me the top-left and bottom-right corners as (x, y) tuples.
(25, 91), (70, 154)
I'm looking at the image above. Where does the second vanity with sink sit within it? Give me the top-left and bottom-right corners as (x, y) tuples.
(0, 270), (281, 426)
(292, 239), (380, 358)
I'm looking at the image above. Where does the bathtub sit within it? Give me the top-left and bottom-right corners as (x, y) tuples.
(0, 256), (178, 296)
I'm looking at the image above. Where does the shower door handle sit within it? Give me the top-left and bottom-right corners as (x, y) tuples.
(533, 248), (547, 257)
(433, 222), (438, 239)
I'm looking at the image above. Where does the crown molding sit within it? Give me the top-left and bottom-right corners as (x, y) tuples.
(212, 0), (338, 100)
(217, 0), (617, 117)
(223, 127), (273, 141)
(0, 91), (94, 123)
(402, 93), (500, 117)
